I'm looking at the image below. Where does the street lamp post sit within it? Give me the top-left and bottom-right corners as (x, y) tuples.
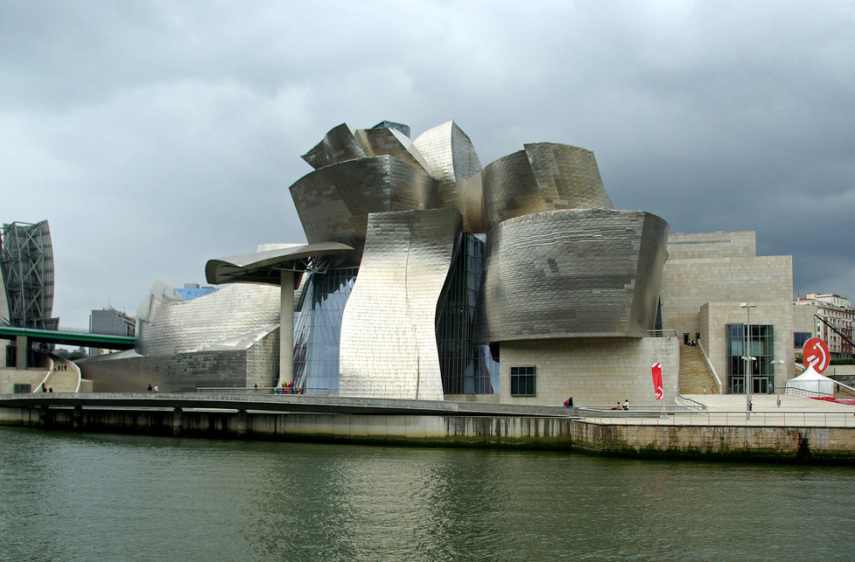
(772, 359), (785, 407)
(740, 302), (757, 414)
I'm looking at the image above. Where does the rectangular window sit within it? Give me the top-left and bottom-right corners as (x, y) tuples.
(794, 332), (812, 348)
(510, 366), (536, 396)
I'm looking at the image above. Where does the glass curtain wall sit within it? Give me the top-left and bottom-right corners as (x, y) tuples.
(436, 233), (499, 394)
(726, 324), (775, 394)
(292, 268), (358, 394)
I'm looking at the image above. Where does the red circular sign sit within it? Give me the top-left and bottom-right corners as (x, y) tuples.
(803, 337), (830, 374)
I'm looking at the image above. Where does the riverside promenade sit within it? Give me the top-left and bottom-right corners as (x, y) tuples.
(1, 392), (853, 463)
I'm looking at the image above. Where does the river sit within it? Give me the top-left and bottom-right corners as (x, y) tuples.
(1, 426), (854, 561)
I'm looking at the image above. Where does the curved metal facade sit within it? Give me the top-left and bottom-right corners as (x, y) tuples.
(137, 283), (280, 356)
(301, 122), (429, 173)
(339, 208), (460, 400)
(289, 155), (438, 261)
(412, 121), (483, 229)
(481, 143), (614, 232)
(121, 120), (678, 403)
(301, 123), (366, 170)
(475, 209), (669, 342)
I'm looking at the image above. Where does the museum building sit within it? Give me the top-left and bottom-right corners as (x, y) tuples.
(81, 121), (795, 406)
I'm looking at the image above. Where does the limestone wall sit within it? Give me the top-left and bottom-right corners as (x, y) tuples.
(661, 254), (793, 341)
(497, 336), (680, 407)
(701, 301), (795, 389)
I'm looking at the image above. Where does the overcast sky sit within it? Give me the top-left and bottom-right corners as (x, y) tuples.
(2, 0), (854, 328)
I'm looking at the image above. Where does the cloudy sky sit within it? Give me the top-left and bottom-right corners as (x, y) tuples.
(2, 0), (854, 328)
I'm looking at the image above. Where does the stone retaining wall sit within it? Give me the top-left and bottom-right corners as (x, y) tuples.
(2, 406), (853, 463)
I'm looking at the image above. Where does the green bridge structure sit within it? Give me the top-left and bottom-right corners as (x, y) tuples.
(0, 326), (136, 369)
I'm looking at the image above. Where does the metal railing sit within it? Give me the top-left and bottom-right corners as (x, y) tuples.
(674, 395), (707, 410)
(196, 387), (338, 395)
(645, 329), (677, 338)
(575, 408), (855, 427)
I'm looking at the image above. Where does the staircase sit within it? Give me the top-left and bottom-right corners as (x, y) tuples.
(679, 345), (716, 394)
(40, 359), (81, 392)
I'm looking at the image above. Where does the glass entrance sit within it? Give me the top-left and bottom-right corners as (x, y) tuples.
(729, 376), (744, 394)
(726, 323), (775, 394)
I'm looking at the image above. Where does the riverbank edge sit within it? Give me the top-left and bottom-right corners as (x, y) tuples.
(2, 406), (854, 464)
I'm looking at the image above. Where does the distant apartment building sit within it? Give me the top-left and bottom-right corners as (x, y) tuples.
(89, 306), (136, 356)
(793, 293), (854, 360)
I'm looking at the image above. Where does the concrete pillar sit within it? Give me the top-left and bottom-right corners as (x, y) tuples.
(279, 270), (295, 388)
(236, 409), (248, 437)
(173, 407), (183, 436)
(16, 335), (27, 370)
(73, 405), (83, 430)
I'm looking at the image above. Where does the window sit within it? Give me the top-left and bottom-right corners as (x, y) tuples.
(726, 324), (775, 394)
(511, 366), (536, 396)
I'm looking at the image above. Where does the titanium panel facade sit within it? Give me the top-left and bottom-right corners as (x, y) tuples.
(289, 155), (439, 260)
(355, 127), (431, 173)
(137, 283), (280, 356)
(301, 123), (367, 170)
(301, 122), (430, 173)
(481, 144), (614, 232)
(475, 209), (669, 342)
(339, 208), (461, 400)
(412, 121), (483, 226)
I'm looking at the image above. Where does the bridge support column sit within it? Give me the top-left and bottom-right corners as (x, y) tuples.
(40, 405), (49, 427)
(279, 270), (295, 389)
(173, 407), (183, 436)
(16, 336), (27, 370)
(73, 405), (83, 430)
(236, 409), (248, 437)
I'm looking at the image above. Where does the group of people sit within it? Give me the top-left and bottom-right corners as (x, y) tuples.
(40, 384), (53, 393)
(146, 384), (159, 393)
(53, 364), (70, 371)
(611, 399), (630, 410)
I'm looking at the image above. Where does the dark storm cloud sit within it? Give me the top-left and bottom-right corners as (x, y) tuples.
(2, 0), (854, 327)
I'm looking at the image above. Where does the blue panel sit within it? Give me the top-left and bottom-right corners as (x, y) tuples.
(292, 268), (358, 393)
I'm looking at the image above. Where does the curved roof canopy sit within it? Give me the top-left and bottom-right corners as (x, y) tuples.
(205, 242), (354, 286)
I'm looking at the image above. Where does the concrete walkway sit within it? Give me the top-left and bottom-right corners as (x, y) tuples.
(688, 393), (855, 412)
(582, 394), (855, 427)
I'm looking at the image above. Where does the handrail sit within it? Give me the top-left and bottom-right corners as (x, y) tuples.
(645, 329), (677, 338)
(32, 359), (53, 393)
(71, 361), (82, 393)
(697, 339), (723, 393)
(196, 386), (339, 394)
(832, 378), (855, 396)
(674, 395), (707, 410)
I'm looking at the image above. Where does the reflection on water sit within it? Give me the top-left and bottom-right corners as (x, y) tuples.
(2, 426), (854, 561)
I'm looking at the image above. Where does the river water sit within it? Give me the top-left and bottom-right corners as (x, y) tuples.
(1, 426), (854, 561)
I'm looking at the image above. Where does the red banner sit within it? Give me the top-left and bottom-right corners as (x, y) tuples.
(651, 362), (663, 400)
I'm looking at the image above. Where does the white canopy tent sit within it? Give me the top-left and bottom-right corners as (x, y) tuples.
(786, 366), (836, 396)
